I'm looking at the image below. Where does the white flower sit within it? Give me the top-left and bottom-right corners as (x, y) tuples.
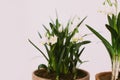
(71, 33), (83, 42)
(98, 5), (116, 15)
(40, 35), (58, 45)
(48, 35), (57, 45)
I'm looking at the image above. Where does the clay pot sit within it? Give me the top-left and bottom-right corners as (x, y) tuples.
(32, 69), (90, 80)
(95, 72), (120, 80)
(95, 72), (112, 80)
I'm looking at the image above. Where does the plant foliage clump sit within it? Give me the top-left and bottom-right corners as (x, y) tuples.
(29, 17), (90, 80)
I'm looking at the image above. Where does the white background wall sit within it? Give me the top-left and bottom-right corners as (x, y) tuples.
(1, 0), (119, 80)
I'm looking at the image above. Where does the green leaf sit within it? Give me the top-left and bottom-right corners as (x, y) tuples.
(78, 47), (85, 57)
(111, 14), (117, 32)
(80, 41), (91, 45)
(64, 20), (70, 36)
(58, 47), (65, 68)
(117, 12), (120, 33)
(107, 15), (114, 27)
(76, 16), (87, 28)
(28, 39), (49, 61)
(86, 25), (114, 60)
(49, 23), (55, 35)
(56, 18), (60, 29)
(43, 25), (51, 36)
(44, 43), (50, 59)
(74, 51), (83, 64)
(50, 23), (59, 36)
(38, 64), (47, 70)
(38, 32), (42, 39)
(105, 24), (118, 38)
(117, 37), (120, 55)
(74, 41), (90, 51)
(105, 24), (117, 47)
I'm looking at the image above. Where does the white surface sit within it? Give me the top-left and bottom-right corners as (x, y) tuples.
(0, 0), (118, 80)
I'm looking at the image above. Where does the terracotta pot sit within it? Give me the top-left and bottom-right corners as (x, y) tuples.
(95, 72), (112, 80)
(95, 71), (120, 80)
(32, 69), (90, 80)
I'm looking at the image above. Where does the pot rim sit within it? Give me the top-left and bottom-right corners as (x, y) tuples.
(32, 69), (90, 80)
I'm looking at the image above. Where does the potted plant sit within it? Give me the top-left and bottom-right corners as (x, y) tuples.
(28, 16), (90, 80)
(86, 0), (120, 80)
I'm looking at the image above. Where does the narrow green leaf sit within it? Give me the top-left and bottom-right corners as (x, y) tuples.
(107, 15), (114, 27)
(105, 24), (117, 47)
(117, 12), (120, 33)
(49, 23), (54, 30)
(28, 39), (49, 61)
(105, 24), (118, 38)
(78, 47), (85, 57)
(111, 14), (117, 32)
(43, 25), (51, 35)
(74, 41), (90, 51)
(76, 16), (87, 28)
(44, 43), (50, 59)
(117, 37), (120, 55)
(86, 25), (114, 60)
(74, 52), (83, 64)
(64, 20), (70, 36)
(49, 23), (58, 35)
(58, 47), (65, 66)
(38, 32), (42, 39)
(56, 18), (60, 29)
(80, 41), (91, 45)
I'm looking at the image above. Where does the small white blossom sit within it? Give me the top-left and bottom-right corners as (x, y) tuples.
(40, 32), (58, 45)
(48, 35), (57, 45)
(98, 5), (116, 15)
(71, 33), (83, 42)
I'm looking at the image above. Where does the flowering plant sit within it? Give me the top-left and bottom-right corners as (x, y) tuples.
(29, 17), (90, 80)
(86, 0), (120, 80)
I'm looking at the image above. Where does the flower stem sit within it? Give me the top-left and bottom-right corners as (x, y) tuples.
(112, 54), (120, 80)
